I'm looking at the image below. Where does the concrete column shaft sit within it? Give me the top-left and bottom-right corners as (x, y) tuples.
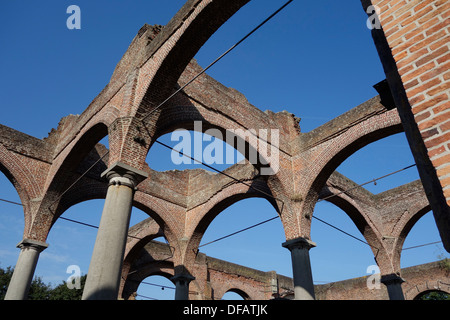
(4, 239), (48, 300)
(82, 162), (147, 300)
(172, 274), (195, 300)
(282, 237), (316, 300)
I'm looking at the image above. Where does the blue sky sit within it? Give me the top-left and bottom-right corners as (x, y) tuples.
(0, 1), (447, 300)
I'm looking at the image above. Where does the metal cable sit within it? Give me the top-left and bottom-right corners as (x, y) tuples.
(141, 0), (294, 123)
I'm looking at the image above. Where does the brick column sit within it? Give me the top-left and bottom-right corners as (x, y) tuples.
(4, 239), (48, 300)
(171, 274), (195, 300)
(381, 274), (405, 300)
(282, 237), (316, 300)
(82, 162), (147, 300)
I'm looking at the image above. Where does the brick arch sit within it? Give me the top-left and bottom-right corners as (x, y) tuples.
(220, 288), (251, 301)
(27, 122), (109, 241)
(0, 144), (39, 205)
(0, 143), (45, 238)
(46, 121), (109, 189)
(121, 263), (175, 300)
(319, 173), (431, 275)
(147, 119), (270, 175)
(113, 0), (253, 169)
(131, 0), (251, 119)
(396, 205), (432, 261)
(132, 191), (187, 265)
(120, 217), (167, 299)
(143, 69), (284, 174)
(406, 281), (450, 300)
(298, 109), (403, 239)
(319, 185), (382, 250)
(183, 179), (280, 269)
(48, 175), (182, 260)
(317, 183), (405, 276)
(123, 218), (165, 263)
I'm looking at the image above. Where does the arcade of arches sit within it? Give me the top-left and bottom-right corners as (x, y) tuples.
(1, 0), (448, 300)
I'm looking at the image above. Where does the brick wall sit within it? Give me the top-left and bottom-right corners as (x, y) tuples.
(362, 0), (449, 250)
(380, 0), (449, 197)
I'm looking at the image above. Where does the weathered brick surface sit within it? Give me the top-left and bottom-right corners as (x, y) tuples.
(119, 239), (449, 300)
(322, 172), (429, 275)
(316, 260), (450, 300)
(1, 0), (448, 299)
(361, 0), (449, 250)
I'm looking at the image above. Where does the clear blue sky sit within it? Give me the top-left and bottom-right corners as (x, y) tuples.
(0, 1), (447, 300)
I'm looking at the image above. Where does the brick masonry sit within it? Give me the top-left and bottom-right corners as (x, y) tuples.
(361, 0), (449, 250)
(120, 240), (450, 300)
(0, 0), (448, 299)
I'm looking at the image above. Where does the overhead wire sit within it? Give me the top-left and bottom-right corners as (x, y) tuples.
(140, 0), (294, 123)
(157, 138), (418, 251)
(0, 163), (424, 251)
(38, 0), (294, 221)
(0, 0), (440, 292)
(0, 1), (296, 254)
(402, 241), (443, 251)
(0, 161), (443, 290)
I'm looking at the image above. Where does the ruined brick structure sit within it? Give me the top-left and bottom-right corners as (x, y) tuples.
(119, 239), (450, 300)
(1, 0), (448, 300)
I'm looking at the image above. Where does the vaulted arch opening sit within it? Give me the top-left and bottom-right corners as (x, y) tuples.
(135, 274), (176, 300)
(401, 211), (448, 269)
(32, 198), (151, 289)
(0, 172), (25, 272)
(146, 130), (245, 174)
(310, 201), (376, 284)
(193, 0), (385, 131)
(222, 289), (248, 300)
(414, 290), (450, 301)
(197, 197), (289, 300)
(310, 132), (423, 284)
(121, 234), (176, 300)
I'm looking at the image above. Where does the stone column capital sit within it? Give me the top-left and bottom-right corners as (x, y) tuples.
(17, 239), (49, 253)
(380, 273), (405, 285)
(282, 237), (316, 251)
(171, 274), (195, 285)
(101, 161), (148, 189)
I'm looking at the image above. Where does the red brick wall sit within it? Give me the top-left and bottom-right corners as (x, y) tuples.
(362, 0), (449, 251)
(370, 0), (449, 201)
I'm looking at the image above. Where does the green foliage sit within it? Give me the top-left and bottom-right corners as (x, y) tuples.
(47, 275), (87, 300)
(0, 265), (86, 300)
(0, 266), (14, 299)
(438, 258), (450, 272)
(28, 276), (52, 300)
(416, 290), (450, 300)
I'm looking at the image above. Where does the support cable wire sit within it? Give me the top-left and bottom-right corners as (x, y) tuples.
(155, 140), (283, 207)
(402, 241), (443, 251)
(0, 163), (438, 252)
(0, 0), (429, 258)
(47, 150), (110, 211)
(135, 293), (158, 300)
(153, 140), (418, 251)
(140, 0), (294, 123)
(39, 0), (294, 220)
